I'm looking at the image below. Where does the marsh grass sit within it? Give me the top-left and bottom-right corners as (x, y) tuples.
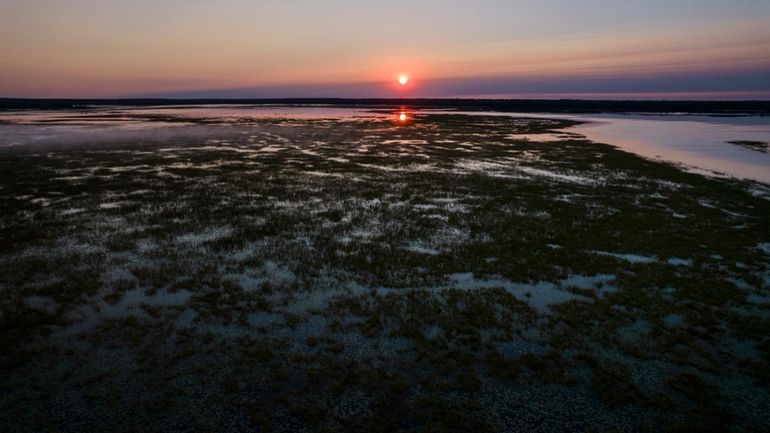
(1, 110), (769, 432)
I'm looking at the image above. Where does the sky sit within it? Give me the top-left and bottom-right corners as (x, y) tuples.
(1, 0), (769, 99)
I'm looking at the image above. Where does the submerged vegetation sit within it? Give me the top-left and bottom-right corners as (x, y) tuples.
(1, 108), (769, 432)
(727, 140), (769, 153)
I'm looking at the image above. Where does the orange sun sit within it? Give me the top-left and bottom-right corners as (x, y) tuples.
(399, 111), (407, 121)
(398, 75), (409, 85)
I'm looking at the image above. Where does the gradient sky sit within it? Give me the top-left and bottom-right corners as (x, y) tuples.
(2, 0), (770, 99)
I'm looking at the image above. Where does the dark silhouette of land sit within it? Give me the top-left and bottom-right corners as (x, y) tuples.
(2, 98), (770, 114)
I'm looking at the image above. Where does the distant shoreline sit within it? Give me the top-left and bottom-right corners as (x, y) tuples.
(2, 98), (770, 115)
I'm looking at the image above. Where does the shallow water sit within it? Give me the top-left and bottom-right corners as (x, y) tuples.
(2, 105), (769, 432)
(569, 114), (770, 183)
(424, 109), (770, 183)
(2, 105), (769, 183)
(0, 104), (382, 125)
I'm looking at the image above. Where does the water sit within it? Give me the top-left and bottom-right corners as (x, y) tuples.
(567, 114), (770, 183)
(0, 104), (382, 125)
(1, 105), (768, 183)
(423, 109), (770, 183)
(0, 105), (388, 149)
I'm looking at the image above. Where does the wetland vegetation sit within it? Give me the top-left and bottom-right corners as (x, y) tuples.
(1, 107), (769, 432)
(727, 140), (768, 153)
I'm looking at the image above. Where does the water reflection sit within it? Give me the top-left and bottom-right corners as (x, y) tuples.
(395, 106), (410, 123)
(419, 109), (770, 183)
(567, 114), (770, 183)
(2, 105), (767, 183)
(0, 104), (383, 126)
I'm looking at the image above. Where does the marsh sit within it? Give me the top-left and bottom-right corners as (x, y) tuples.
(1, 105), (769, 432)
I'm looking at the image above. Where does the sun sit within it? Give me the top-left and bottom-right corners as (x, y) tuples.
(398, 75), (409, 85)
(399, 111), (407, 121)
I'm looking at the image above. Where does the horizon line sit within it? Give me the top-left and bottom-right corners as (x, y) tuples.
(3, 96), (770, 102)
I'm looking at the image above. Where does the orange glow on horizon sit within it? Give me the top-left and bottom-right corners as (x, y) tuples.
(1, 8), (767, 99)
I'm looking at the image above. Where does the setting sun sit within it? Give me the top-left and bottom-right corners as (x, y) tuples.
(4, 2), (770, 431)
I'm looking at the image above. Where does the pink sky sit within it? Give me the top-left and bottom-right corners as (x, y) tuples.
(1, 0), (769, 99)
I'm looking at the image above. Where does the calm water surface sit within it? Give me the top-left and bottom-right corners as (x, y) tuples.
(423, 110), (770, 183)
(1, 105), (768, 183)
(568, 113), (770, 183)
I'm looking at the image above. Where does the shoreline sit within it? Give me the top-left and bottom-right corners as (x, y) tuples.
(3, 98), (770, 115)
